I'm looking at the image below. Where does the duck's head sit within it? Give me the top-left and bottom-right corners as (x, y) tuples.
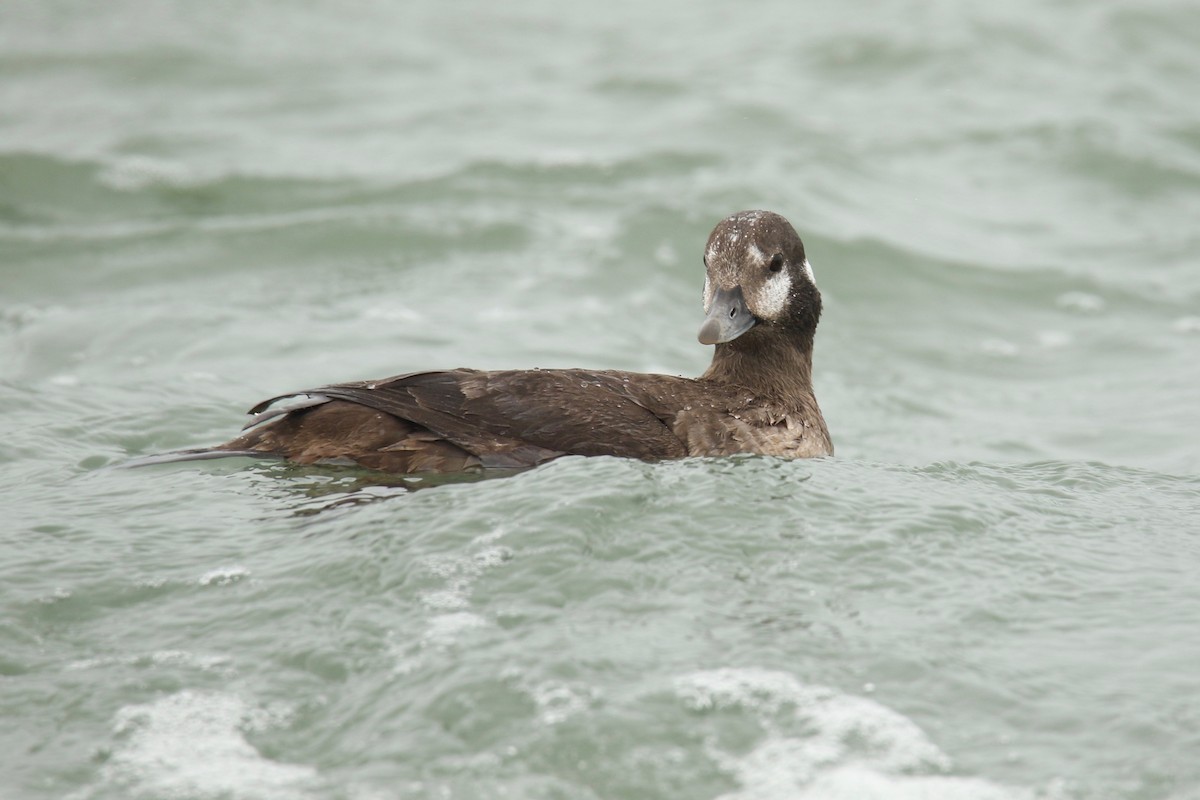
(697, 210), (821, 347)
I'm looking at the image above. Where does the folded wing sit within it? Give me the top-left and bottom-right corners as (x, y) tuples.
(240, 368), (690, 469)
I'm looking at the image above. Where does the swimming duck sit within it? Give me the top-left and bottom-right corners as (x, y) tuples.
(178, 210), (832, 472)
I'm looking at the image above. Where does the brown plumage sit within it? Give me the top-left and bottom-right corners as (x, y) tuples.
(177, 210), (832, 473)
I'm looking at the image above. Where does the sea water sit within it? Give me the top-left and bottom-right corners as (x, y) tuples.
(2, 2), (1198, 798)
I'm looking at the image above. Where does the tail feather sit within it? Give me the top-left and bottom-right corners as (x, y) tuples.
(119, 448), (282, 469)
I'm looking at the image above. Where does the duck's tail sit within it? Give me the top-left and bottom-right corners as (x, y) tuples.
(118, 448), (282, 469)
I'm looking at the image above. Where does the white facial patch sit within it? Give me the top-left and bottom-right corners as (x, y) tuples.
(757, 269), (792, 320)
(703, 274), (714, 312)
(802, 258), (816, 284)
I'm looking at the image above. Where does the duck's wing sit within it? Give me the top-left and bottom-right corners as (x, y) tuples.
(245, 368), (690, 465)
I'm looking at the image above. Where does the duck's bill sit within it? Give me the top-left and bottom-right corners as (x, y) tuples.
(698, 285), (757, 345)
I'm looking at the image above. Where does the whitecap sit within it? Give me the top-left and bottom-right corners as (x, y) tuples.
(98, 690), (315, 799)
(199, 565), (251, 586)
(675, 668), (1029, 800)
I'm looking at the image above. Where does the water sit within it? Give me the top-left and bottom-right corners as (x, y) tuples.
(2, 1), (1198, 798)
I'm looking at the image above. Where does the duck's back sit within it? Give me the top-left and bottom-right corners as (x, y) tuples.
(219, 368), (688, 472)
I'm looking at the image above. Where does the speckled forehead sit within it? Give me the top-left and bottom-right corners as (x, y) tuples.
(704, 216), (770, 285)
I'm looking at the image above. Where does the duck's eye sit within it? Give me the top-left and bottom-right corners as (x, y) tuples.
(768, 253), (784, 273)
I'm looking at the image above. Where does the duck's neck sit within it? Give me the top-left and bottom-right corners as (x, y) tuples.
(700, 331), (816, 405)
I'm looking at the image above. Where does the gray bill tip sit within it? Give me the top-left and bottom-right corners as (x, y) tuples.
(698, 317), (723, 345)
(698, 285), (757, 345)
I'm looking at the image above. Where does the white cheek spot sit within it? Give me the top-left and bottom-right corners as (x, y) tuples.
(802, 258), (816, 284)
(703, 275), (713, 312)
(757, 270), (792, 320)
(747, 243), (767, 266)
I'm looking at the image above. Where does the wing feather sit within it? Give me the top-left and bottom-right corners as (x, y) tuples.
(246, 368), (690, 461)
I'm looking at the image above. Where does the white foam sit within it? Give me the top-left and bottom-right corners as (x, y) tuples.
(418, 588), (471, 610)
(99, 690), (316, 799)
(391, 543), (511, 672)
(470, 527), (508, 547)
(675, 668), (1028, 800)
(65, 650), (233, 674)
(199, 565), (251, 586)
(421, 611), (488, 647)
(417, 547), (512, 600)
(39, 587), (72, 604)
(799, 765), (1030, 800)
(472, 546), (513, 569)
(528, 679), (600, 726)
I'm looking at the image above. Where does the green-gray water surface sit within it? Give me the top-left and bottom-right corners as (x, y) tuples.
(2, 2), (1199, 799)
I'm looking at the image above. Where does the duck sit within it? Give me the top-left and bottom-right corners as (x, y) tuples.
(165, 210), (832, 473)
